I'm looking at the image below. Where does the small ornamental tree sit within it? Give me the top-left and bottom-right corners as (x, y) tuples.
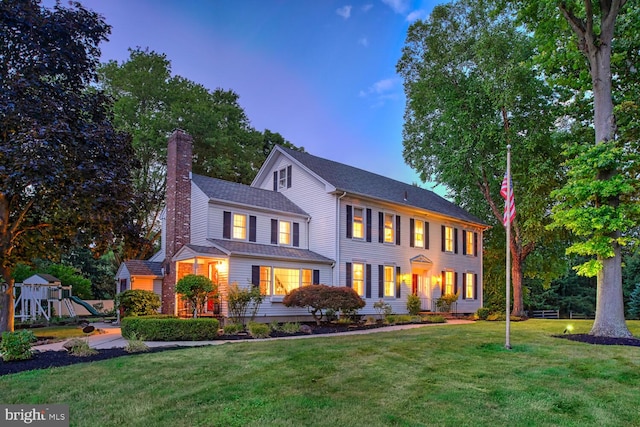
(116, 290), (161, 317)
(283, 285), (365, 325)
(226, 283), (263, 327)
(175, 274), (216, 318)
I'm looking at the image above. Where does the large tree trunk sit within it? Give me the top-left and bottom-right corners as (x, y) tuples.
(0, 266), (15, 333)
(511, 250), (525, 317)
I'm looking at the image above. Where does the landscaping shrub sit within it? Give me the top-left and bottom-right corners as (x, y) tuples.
(124, 332), (150, 353)
(407, 294), (422, 316)
(121, 317), (219, 341)
(223, 322), (244, 335)
(436, 293), (459, 312)
(247, 321), (270, 338)
(175, 274), (217, 318)
(64, 338), (98, 357)
(283, 284), (365, 325)
(227, 283), (264, 326)
(423, 315), (446, 323)
(116, 289), (161, 317)
(385, 314), (414, 325)
(0, 330), (36, 361)
(476, 307), (491, 320)
(373, 299), (393, 318)
(281, 322), (301, 334)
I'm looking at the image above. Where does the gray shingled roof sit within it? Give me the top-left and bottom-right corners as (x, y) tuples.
(192, 173), (308, 216)
(184, 244), (226, 256)
(280, 146), (486, 226)
(208, 239), (334, 264)
(124, 260), (163, 277)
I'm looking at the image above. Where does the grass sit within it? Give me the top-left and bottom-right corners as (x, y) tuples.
(1, 320), (639, 427)
(29, 325), (98, 341)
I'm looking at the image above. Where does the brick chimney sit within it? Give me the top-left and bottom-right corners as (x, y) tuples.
(162, 129), (192, 314)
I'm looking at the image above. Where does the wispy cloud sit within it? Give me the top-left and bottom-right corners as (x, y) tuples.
(359, 78), (401, 108)
(406, 10), (426, 22)
(362, 4), (374, 12)
(336, 5), (352, 19)
(358, 37), (369, 47)
(381, 0), (409, 14)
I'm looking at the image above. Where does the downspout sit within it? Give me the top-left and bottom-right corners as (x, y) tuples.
(335, 192), (347, 286)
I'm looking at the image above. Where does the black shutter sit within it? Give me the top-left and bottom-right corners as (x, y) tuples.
(271, 219), (278, 244)
(454, 272), (459, 295)
(273, 171), (278, 191)
(461, 273), (466, 300)
(249, 216), (257, 242)
(378, 265), (384, 298)
(346, 205), (352, 238)
(410, 219), (415, 248)
(396, 215), (401, 245)
(293, 222), (300, 247)
(378, 212), (384, 243)
(395, 266), (401, 298)
(366, 209), (372, 242)
(313, 270), (320, 285)
(462, 230), (467, 255)
(287, 165), (292, 188)
(223, 211), (231, 239)
(251, 265), (260, 289)
(346, 262), (352, 288)
(425, 221), (430, 249)
(474, 232), (478, 257)
(474, 274), (478, 299)
(454, 228), (459, 254)
(441, 225), (446, 252)
(441, 271), (445, 295)
(365, 264), (372, 298)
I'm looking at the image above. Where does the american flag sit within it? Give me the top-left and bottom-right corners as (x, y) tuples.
(500, 173), (516, 226)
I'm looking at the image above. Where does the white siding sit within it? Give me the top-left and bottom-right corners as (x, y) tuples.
(190, 182), (210, 246)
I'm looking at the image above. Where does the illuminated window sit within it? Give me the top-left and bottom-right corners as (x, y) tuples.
(466, 231), (474, 256)
(353, 207), (364, 239)
(414, 220), (424, 248)
(232, 213), (246, 240)
(444, 271), (455, 295)
(302, 269), (312, 287)
(444, 226), (454, 252)
(384, 214), (394, 243)
(260, 266), (271, 295)
(352, 263), (364, 296)
(279, 221), (291, 245)
(384, 266), (395, 297)
(274, 268), (300, 295)
(465, 273), (474, 299)
(278, 167), (288, 189)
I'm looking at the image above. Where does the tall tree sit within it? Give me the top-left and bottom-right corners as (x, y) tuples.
(397, 0), (565, 316)
(98, 49), (301, 262)
(0, 0), (135, 332)
(518, 0), (638, 337)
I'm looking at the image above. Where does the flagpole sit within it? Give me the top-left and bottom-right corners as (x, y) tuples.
(505, 144), (512, 350)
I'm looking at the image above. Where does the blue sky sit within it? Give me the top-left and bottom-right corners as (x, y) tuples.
(69, 0), (445, 193)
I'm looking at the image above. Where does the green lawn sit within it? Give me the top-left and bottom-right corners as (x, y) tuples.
(1, 320), (639, 427)
(29, 325), (99, 341)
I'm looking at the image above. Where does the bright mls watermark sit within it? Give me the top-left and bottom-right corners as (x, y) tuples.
(1, 405), (68, 426)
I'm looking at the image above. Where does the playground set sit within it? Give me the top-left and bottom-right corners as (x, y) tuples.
(13, 273), (100, 322)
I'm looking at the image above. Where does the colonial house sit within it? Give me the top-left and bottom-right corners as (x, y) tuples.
(117, 129), (488, 319)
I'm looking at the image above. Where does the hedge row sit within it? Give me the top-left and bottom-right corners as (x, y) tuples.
(121, 317), (220, 341)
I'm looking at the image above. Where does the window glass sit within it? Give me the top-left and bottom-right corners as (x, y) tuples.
(465, 273), (474, 299)
(384, 266), (395, 297)
(233, 213), (246, 240)
(353, 263), (364, 296)
(278, 167), (287, 189)
(466, 231), (474, 255)
(384, 214), (394, 243)
(279, 221), (291, 245)
(445, 226), (454, 252)
(444, 271), (455, 295)
(274, 268), (300, 295)
(302, 269), (312, 287)
(353, 207), (364, 239)
(260, 266), (271, 295)
(414, 220), (424, 247)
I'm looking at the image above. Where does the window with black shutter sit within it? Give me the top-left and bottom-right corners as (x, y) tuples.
(293, 222), (300, 247)
(346, 205), (352, 238)
(365, 264), (372, 298)
(223, 211), (231, 239)
(270, 219), (278, 244)
(249, 216), (257, 242)
(346, 262), (352, 288)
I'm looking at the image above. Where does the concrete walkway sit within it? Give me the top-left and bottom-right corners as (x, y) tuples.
(33, 319), (475, 352)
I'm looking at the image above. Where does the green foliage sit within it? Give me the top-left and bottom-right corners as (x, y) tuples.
(65, 338), (98, 357)
(282, 285), (366, 325)
(121, 317), (219, 341)
(175, 274), (217, 318)
(549, 141), (640, 276)
(223, 322), (244, 335)
(226, 283), (264, 326)
(423, 315), (446, 323)
(115, 290), (161, 317)
(406, 294), (422, 316)
(0, 0), (136, 332)
(436, 293), (459, 312)
(0, 330), (36, 361)
(280, 322), (301, 334)
(384, 314), (414, 325)
(628, 283), (640, 320)
(373, 299), (393, 318)
(476, 307), (491, 320)
(124, 332), (150, 353)
(247, 322), (271, 339)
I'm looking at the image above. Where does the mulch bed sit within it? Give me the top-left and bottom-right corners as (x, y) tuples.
(553, 333), (640, 347)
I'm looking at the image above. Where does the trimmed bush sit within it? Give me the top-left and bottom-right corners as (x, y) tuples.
(281, 322), (301, 334)
(223, 322), (244, 334)
(116, 290), (161, 317)
(407, 294), (421, 315)
(476, 307), (491, 320)
(247, 321), (270, 338)
(121, 317), (219, 341)
(423, 315), (446, 323)
(0, 330), (36, 361)
(283, 284), (365, 325)
(64, 338), (97, 357)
